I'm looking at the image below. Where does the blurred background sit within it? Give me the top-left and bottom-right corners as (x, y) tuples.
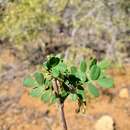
(0, 0), (130, 130)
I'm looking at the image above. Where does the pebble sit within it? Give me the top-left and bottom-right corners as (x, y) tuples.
(95, 115), (114, 130)
(119, 88), (129, 99)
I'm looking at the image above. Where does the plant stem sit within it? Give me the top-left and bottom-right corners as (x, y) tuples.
(53, 79), (68, 130)
(58, 102), (68, 130)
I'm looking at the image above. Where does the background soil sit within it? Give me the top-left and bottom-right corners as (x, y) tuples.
(0, 48), (130, 130)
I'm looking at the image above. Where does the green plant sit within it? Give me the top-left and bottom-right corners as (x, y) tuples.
(23, 55), (114, 130)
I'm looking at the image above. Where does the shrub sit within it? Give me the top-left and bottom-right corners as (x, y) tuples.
(0, 0), (60, 44)
(23, 55), (114, 130)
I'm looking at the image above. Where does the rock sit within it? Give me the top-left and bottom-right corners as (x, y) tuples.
(95, 115), (114, 130)
(119, 88), (129, 99)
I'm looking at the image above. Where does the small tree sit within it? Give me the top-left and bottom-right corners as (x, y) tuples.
(23, 55), (114, 130)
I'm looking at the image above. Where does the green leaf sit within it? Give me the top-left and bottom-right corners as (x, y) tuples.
(98, 59), (111, 69)
(57, 62), (67, 73)
(77, 89), (85, 100)
(98, 77), (114, 88)
(51, 61), (67, 77)
(80, 60), (87, 72)
(47, 57), (60, 69)
(89, 58), (97, 69)
(50, 95), (57, 104)
(78, 71), (87, 82)
(87, 83), (99, 97)
(70, 94), (78, 101)
(90, 65), (101, 80)
(43, 61), (48, 69)
(52, 62), (67, 75)
(23, 76), (36, 87)
(34, 72), (44, 85)
(77, 85), (84, 90)
(44, 79), (52, 88)
(51, 68), (60, 77)
(71, 66), (78, 75)
(77, 89), (84, 95)
(60, 89), (69, 103)
(68, 74), (80, 85)
(30, 87), (43, 97)
(41, 90), (51, 102)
